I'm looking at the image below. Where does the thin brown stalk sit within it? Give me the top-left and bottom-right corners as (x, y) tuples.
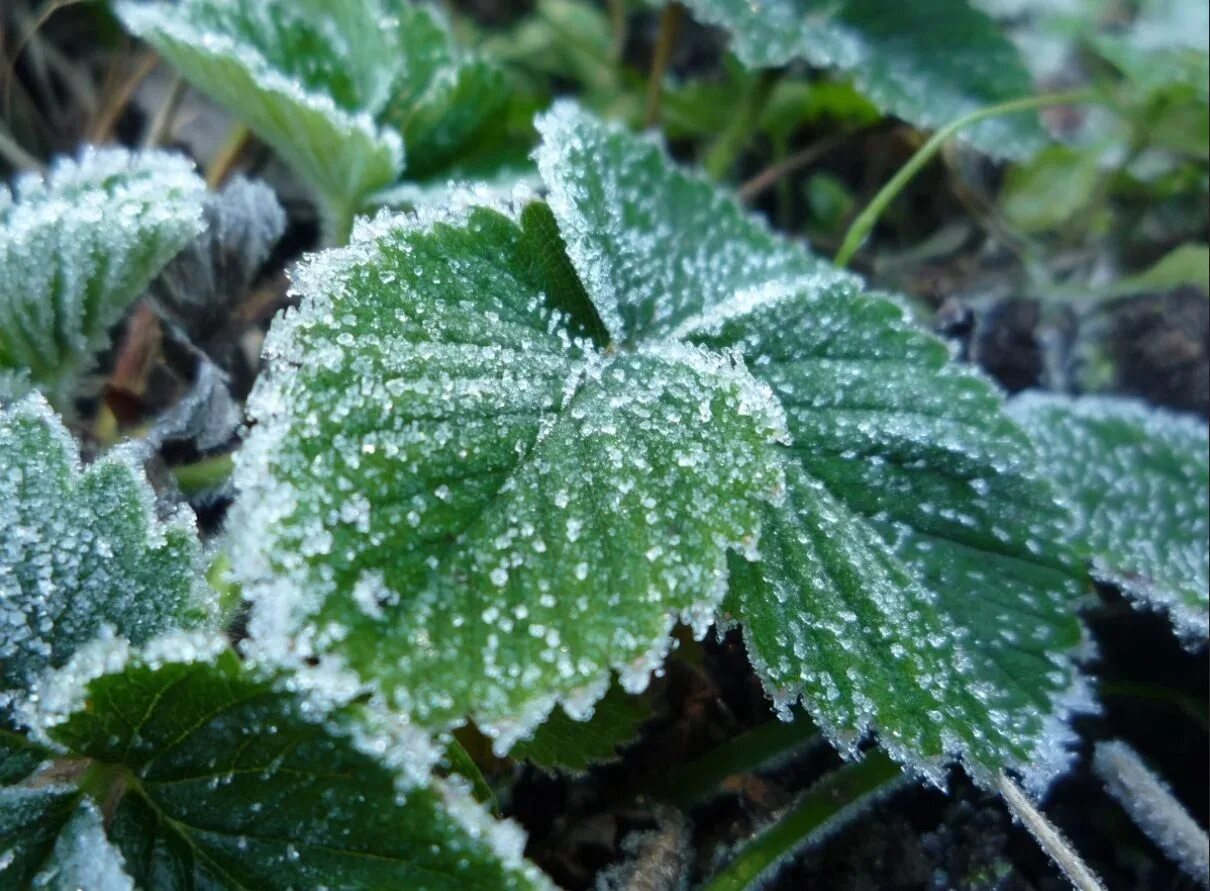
(738, 131), (849, 202)
(644, 2), (682, 127)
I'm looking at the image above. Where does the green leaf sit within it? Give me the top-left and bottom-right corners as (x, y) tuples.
(1110, 244), (1210, 297)
(231, 201), (787, 751)
(32, 799), (134, 891)
(117, 0), (511, 237)
(3, 633), (551, 889)
(1009, 394), (1209, 645)
(534, 104), (1088, 785)
(509, 682), (650, 773)
(678, 0), (1046, 158)
(1001, 144), (1102, 234)
(533, 101), (852, 344)
(0, 727), (50, 785)
(0, 395), (214, 712)
(232, 103), (1087, 789)
(0, 148), (206, 392)
(0, 784), (80, 887)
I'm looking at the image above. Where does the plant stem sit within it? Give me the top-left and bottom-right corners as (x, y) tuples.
(445, 738), (500, 816)
(206, 123), (251, 189)
(738, 130), (850, 202)
(141, 74), (187, 148)
(703, 70), (779, 182)
(608, 0), (628, 61)
(997, 772), (1106, 891)
(320, 196), (358, 248)
(653, 716), (821, 808)
(643, 2), (682, 127)
(702, 751), (904, 891)
(834, 89), (1098, 269)
(172, 453), (234, 496)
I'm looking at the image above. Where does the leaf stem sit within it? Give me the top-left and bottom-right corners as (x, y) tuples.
(319, 195), (358, 248)
(644, 2), (682, 127)
(653, 716), (821, 808)
(834, 89), (1098, 268)
(738, 130), (850, 203)
(171, 453), (234, 496)
(997, 771), (1106, 891)
(205, 123), (251, 189)
(608, 0), (628, 61)
(702, 751), (905, 891)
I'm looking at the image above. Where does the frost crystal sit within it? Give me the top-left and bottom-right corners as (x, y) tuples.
(0, 148), (206, 393)
(1010, 393), (1209, 646)
(677, 0), (1046, 158)
(0, 395), (214, 714)
(231, 103), (1088, 788)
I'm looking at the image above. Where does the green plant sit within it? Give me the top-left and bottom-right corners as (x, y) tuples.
(228, 104), (1088, 788)
(2, 1), (1207, 887)
(116, 0), (515, 244)
(675, 0), (1047, 158)
(0, 149), (206, 399)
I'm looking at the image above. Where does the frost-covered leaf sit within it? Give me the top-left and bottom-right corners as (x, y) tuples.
(509, 682), (650, 773)
(678, 0), (1046, 158)
(117, 0), (511, 235)
(0, 394), (213, 710)
(0, 728), (49, 785)
(231, 201), (787, 752)
(1009, 394), (1209, 645)
(536, 104), (1087, 785)
(232, 103), (1086, 789)
(3, 633), (551, 889)
(534, 102), (850, 344)
(0, 784), (80, 888)
(0, 148), (206, 392)
(32, 799), (134, 891)
(146, 175), (286, 340)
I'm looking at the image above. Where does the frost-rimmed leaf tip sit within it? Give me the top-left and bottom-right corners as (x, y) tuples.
(231, 101), (1089, 793)
(116, 0), (511, 243)
(1010, 392), (1210, 647)
(0, 147), (206, 394)
(0, 394), (215, 716)
(2, 629), (552, 890)
(676, 0), (1048, 158)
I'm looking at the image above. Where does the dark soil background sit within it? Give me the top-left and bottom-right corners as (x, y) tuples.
(2, 1), (1206, 888)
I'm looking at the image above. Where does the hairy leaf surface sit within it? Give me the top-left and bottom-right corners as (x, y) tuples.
(0, 395), (213, 711)
(1, 633), (550, 889)
(232, 103), (1086, 787)
(1010, 393), (1209, 645)
(0, 148), (206, 391)
(117, 0), (510, 232)
(535, 104), (1087, 784)
(678, 0), (1045, 158)
(232, 203), (787, 750)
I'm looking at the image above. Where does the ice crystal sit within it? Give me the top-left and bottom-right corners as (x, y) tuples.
(0, 148), (206, 393)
